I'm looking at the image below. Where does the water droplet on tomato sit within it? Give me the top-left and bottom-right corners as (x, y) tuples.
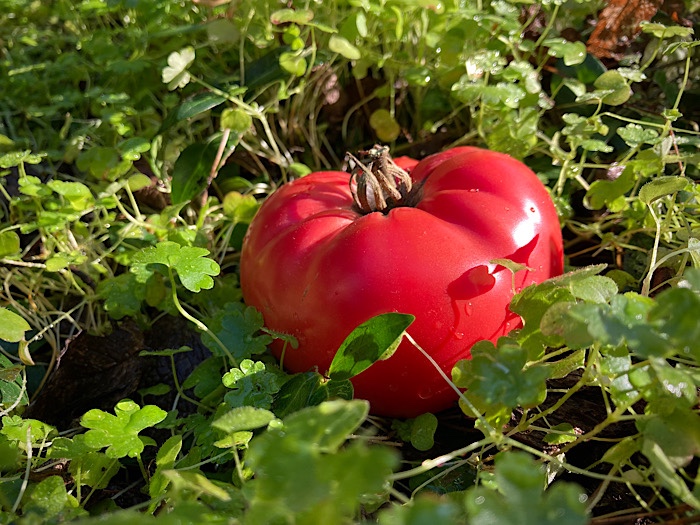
(530, 206), (536, 213)
(504, 207), (510, 211)
(465, 302), (474, 316)
(452, 330), (464, 340)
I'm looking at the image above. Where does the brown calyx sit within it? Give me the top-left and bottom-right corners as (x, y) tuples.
(346, 144), (417, 214)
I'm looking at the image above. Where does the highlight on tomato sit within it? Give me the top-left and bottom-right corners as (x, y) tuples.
(240, 145), (564, 417)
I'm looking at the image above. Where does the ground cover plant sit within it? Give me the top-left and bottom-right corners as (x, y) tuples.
(0, 0), (699, 523)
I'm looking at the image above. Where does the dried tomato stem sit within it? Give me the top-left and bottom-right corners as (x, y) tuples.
(346, 145), (413, 214)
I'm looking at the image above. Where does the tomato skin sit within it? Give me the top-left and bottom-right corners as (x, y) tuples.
(240, 147), (564, 417)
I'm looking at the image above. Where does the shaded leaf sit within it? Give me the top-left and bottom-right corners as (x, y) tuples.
(0, 308), (30, 343)
(328, 313), (414, 381)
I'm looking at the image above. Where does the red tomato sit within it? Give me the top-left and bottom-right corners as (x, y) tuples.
(240, 146), (563, 417)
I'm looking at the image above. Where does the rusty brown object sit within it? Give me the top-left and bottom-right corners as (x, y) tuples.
(587, 0), (664, 59)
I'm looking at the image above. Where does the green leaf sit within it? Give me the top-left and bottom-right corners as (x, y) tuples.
(50, 435), (121, 489)
(22, 476), (68, 520)
(452, 338), (550, 424)
(222, 359), (283, 409)
(222, 191), (259, 222)
(279, 52), (307, 76)
(118, 137), (151, 161)
(170, 141), (220, 205)
(148, 435), (183, 503)
(640, 21), (694, 39)
(617, 124), (659, 147)
(131, 241), (220, 293)
(201, 302), (272, 359)
(379, 497), (460, 524)
(0, 150), (45, 168)
(220, 107), (252, 133)
(569, 275), (618, 303)
(650, 282), (700, 361)
(638, 176), (688, 204)
(272, 372), (330, 418)
(328, 312), (415, 381)
(544, 38), (586, 66)
(585, 165), (636, 210)
(369, 108), (401, 142)
(544, 423), (577, 445)
(162, 46), (195, 90)
(465, 452), (589, 525)
(214, 406), (275, 435)
(46, 180), (95, 211)
(329, 35), (362, 60)
(159, 92), (227, 134)
(280, 400), (369, 453)
(0, 308), (30, 343)
(540, 302), (593, 349)
(270, 8), (314, 25)
(127, 173), (152, 192)
(0, 231), (20, 258)
(1, 416), (56, 450)
(410, 413), (438, 452)
(97, 273), (146, 320)
(594, 71), (631, 106)
(81, 400), (167, 459)
(244, 400), (397, 521)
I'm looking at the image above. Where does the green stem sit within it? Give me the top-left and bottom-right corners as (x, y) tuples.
(167, 267), (236, 365)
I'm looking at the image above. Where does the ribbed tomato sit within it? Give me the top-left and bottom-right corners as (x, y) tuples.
(240, 146), (563, 417)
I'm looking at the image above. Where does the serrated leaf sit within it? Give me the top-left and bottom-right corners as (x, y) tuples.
(328, 312), (415, 381)
(617, 124), (659, 147)
(281, 400), (368, 453)
(201, 302), (272, 359)
(0, 308), (31, 343)
(222, 359), (283, 409)
(130, 241), (220, 293)
(81, 400), (167, 459)
(465, 451), (589, 525)
(97, 273), (146, 320)
(452, 339), (550, 421)
(245, 402), (397, 522)
(638, 176), (688, 204)
(162, 46), (195, 90)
